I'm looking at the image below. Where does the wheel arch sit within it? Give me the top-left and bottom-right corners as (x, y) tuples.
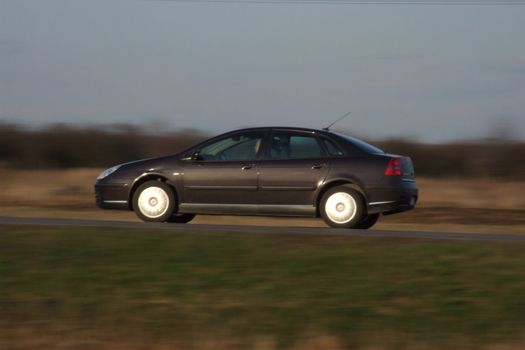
(315, 178), (368, 217)
(128, 173), (179, 211)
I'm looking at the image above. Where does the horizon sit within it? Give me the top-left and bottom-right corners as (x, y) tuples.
(1, 118), (521, 145)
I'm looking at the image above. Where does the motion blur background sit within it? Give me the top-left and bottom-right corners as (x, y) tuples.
(1, 0), (525, 181)
(1, 0), (525, 234)
(2, 1), (525, 349)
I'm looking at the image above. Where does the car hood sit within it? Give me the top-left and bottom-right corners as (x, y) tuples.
(118, 154), (180, 171)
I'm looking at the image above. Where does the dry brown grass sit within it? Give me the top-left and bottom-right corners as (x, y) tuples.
(416, 177), (525, 209)
(0, 168), (97, 209)
(1, 168), (524, 233)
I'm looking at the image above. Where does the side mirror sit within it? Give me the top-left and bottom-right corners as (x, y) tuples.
(182, 151), (202, 161)
(191, 151), (202, 161)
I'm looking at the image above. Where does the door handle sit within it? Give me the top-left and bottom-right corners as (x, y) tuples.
(242, 165), (253, 170)
(311, 164), (323, 170)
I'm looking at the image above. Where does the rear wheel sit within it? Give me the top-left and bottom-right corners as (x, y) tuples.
(133, 181), (176, 222)
(320, 186), (365, 228)
(354, 213), (380, 230)
(168, 213), (196, 224)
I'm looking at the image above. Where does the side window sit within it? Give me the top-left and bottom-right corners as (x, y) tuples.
(322, 138), (345, 157)
(270, 133), (324, 160)
(199, 132), (263, 161)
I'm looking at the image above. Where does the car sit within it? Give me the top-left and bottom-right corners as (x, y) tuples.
(95, 126), (418, 229)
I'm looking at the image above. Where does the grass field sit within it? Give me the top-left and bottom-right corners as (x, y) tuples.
(2, 225), (525, 349)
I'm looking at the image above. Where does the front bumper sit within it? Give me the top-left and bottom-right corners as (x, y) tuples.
(95, 182), (131, 210)
(366, 180), (418, 215)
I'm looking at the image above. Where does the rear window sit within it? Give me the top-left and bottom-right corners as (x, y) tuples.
(270, 133), (325, 159)
(335, 133), (384, 154)
(321, 138), (345, 157)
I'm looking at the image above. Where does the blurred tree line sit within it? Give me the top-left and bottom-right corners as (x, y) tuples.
(0, 122), (207, 169)
(377, 138), (525, 179)
(1, 122), (524, 179)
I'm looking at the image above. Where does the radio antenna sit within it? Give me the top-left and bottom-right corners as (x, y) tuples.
(323, 111), (351, 131)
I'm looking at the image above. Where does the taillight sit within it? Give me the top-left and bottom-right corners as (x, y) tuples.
(385, 157), (402, 176)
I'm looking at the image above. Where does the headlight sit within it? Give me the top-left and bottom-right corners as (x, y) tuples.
(97, 165), (121, 180)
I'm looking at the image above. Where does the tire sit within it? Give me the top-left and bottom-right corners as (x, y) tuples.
(320, 186), (365, 228)
(167, 213), (196, 224)
(132, 180), (176, 222)
(354, 213), (380, 230)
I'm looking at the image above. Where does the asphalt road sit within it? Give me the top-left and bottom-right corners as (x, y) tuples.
(1, 216), (524, 242)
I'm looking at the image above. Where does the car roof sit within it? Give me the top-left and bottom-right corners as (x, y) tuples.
(225, 126), (333, 135)
(181, 126), (384, 157)
(221, 127), (384, 155)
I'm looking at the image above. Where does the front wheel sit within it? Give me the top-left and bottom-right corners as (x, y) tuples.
(320, 186), (365, 228)
(132, 180), (176, 222)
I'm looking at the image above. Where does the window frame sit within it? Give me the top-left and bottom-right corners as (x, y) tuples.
(186, 130), (266, 162)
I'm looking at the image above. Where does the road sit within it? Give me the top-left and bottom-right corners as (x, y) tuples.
(1, 216), (524, 242)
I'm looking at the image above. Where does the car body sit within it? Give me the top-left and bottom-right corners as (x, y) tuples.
(95, 127), (418, 229)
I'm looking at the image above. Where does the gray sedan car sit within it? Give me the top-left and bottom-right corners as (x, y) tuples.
(95, 127), (418, 229)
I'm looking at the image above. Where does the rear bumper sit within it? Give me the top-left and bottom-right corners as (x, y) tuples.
(94, 183), (130, 210)
(366, 180), (418, 215)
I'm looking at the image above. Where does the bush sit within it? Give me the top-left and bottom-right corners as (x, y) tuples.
(0, 123), (207, 169)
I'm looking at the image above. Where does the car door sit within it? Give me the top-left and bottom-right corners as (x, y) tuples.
(258, 130), (330, 208)
(181, 130), (264, 207)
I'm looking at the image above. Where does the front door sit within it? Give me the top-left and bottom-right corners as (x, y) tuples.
(181, 131), (264, 207)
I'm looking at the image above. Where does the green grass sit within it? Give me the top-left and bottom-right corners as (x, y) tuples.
(1, 226), (525, 349)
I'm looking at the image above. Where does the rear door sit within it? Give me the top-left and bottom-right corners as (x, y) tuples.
(258, 130), (330, 207)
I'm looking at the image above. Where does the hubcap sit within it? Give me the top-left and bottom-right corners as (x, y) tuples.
(325, 192), (357, 224)
(137, 186), (170, 219)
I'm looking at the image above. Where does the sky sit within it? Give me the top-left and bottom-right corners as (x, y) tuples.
(1, 0), (524, 142)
